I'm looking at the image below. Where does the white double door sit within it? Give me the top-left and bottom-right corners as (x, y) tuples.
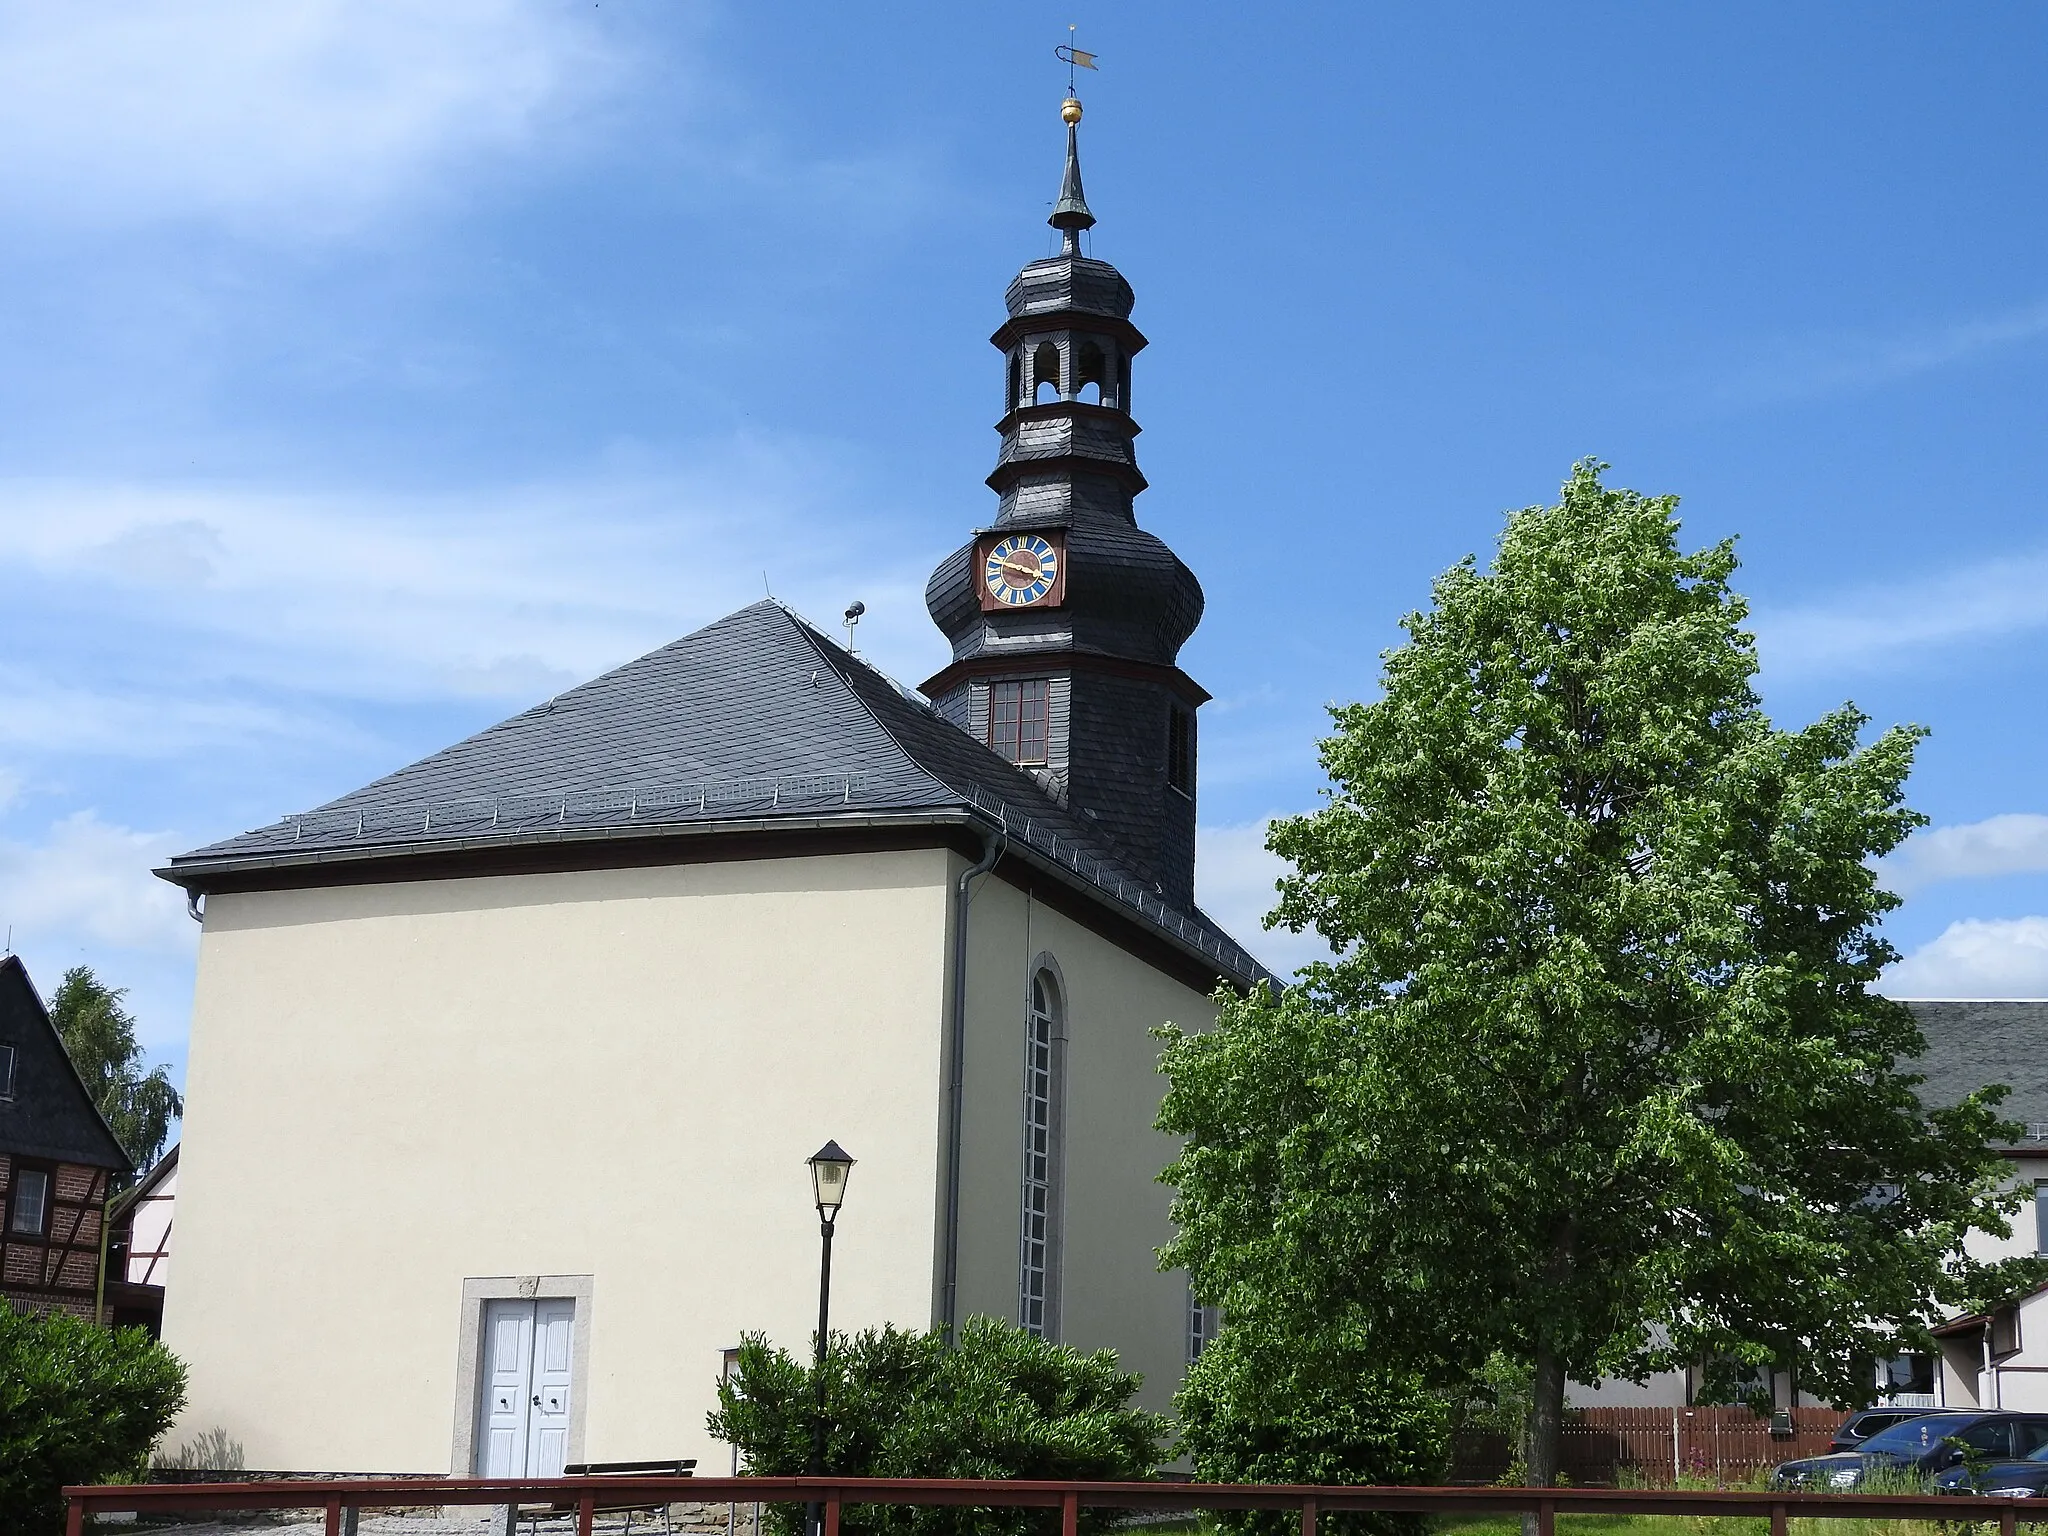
(476, 1298), (576, 1478)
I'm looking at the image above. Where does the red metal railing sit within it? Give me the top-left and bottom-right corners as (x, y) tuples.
(60, 1476), (2048, 1536)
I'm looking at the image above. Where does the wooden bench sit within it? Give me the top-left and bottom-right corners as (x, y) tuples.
(511, 1460), (698, 1534)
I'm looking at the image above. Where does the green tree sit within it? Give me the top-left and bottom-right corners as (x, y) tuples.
(0, 1306), (187, 1535)
(1158, 462), (2037, 1499)
(49, 967), (182, 1168)
(1176, 1321), (1446, 1536)
(709, 1317), (1168, 1536)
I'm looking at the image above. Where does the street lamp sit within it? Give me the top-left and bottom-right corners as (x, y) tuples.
(810, 1141), (854, 1220)
(806, 1141), (854, 1536)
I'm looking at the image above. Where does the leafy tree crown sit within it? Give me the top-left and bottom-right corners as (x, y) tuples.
(1160, 462), (2036, 1446)
(49, 966), (182, 1168)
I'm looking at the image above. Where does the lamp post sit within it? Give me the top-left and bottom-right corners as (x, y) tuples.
(806, 1141), (854, 1536)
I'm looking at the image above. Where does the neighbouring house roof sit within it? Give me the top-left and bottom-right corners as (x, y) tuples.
(156, 601), (1270, 989)
(0, 953), (133, 1173)
(1902, 1000), (2048, 1150)
(1930, 1280), (2048, 1338)
(110, 1141), (178, 1224)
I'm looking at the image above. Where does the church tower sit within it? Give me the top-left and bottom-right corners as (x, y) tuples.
(924, 95), (1207, 910)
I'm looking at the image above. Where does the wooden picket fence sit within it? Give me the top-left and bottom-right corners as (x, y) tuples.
(1451, 1406), (1848, 1486)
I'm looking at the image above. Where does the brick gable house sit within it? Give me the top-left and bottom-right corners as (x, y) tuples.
(0, 953), (132, 1318)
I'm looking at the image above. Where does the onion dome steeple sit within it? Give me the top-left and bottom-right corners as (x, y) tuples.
(923, 95), (1208, 909)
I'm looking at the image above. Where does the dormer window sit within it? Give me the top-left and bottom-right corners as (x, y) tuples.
(991, 680), (1050, 766)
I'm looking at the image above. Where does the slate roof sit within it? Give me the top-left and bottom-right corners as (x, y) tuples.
(159, 601), (1269, 987)
(0, 954), (132, 1171)
(1903, 999), (2048, 1148)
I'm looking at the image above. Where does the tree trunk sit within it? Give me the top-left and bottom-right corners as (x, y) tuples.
(1519, 1343), (1568, 1536)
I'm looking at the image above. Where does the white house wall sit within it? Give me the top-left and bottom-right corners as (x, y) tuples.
(124, 1164), (175, 1287)
(1941, 1154), (2048, 1410)
(164, 851), (953, 1473)
(1964, 1153), (2048, 1267)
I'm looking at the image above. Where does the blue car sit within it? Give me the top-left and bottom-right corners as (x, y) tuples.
(1772, 1412), (2048, 1490)
(1935, 1434), (2048, 1498)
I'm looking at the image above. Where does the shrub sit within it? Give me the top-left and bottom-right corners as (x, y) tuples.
(0, 1305), (187, 1535)
(1175, 1323), (1449, 1536)
(709, 1315), (1170, 1536)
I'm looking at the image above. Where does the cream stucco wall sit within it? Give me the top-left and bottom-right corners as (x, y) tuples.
(946, 860), (1222, 1415)
(166, 843), (1227, 1473)
(165, 851), (955, 1472)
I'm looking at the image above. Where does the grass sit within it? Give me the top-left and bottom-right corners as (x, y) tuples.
(1134, 1519), (1963, 1536)
(1135, 1473), (1980, 1536)
(1436, 1514), (1968, 1536)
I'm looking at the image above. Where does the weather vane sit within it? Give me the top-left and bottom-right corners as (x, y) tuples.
(1054, 25), (1098, 99)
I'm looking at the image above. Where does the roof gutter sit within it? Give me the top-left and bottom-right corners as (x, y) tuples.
(938, 816), (1005, 1341)
(152, 810), (979, 889)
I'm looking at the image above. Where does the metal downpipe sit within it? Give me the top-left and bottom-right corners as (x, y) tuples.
(939, 819), (1005, 1340)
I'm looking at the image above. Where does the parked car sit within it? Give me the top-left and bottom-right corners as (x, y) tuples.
(1830, 1408), (1934, 1453)
(1935, 1438), (2048, 1499)
(1771, 1412), (2048, 1489)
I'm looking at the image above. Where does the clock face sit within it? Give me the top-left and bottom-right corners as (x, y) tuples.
(983, 533), (1061, 607)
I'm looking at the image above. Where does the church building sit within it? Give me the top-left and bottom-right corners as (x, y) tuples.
(155, 97), (1266, 1476)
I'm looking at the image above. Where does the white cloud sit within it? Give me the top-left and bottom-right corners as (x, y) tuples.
(88, 520), (228, 586)
(1877, 814), (2048, 897)
(1882, 917), (2048, 999)
(1715, 297), (2048, 406)
(0, 811), (194, 959)
(1195, 819), (1330, 980)
(1755, 548), (2048, 679)
(0, 0), (626, 236)
(1, 461), (944, 706)
(0, 671), (370, 760)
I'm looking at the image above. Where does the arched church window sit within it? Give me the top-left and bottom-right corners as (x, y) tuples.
(1020, 967), (1066, 1337)
(1032, 341), (1062, 404)
(1188, 1283), (1221, 1363)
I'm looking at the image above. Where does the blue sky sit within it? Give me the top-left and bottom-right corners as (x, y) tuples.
(2, 2), (2046, 1084)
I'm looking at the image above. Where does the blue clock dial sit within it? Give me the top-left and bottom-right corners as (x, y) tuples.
(983, 534), (1060, 607)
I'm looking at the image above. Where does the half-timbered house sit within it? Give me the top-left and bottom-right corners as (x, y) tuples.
(107, 1143), (178, 1334)
(0, 953), (132, 1318)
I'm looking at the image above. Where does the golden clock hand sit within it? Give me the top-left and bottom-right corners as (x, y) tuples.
(1000, 559), (1042, 581)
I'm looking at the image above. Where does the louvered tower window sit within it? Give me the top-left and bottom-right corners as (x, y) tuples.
(1020, 970), (1064, 1337)
(991, 679), (1050, 766)
(1166, 706), (1194, 794)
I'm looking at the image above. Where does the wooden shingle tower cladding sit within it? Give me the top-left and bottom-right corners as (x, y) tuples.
(923, 99), (1208, 910)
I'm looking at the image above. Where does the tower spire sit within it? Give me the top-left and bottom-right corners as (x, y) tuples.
(1050, 96), (1094, 254)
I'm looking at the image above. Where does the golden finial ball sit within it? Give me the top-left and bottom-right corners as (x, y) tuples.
(1061, 97), (1084, 125)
